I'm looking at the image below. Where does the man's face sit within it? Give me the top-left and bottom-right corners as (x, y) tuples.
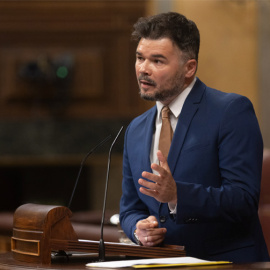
(135, 37), (188, 105)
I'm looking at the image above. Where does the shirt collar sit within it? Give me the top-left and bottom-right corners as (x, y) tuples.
(156, 77), (197, 120)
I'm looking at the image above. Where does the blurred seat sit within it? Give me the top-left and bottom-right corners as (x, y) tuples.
(0, 212), (13, 253)
(70, 210), (120, 242)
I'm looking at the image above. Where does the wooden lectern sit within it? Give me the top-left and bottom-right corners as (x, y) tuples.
(11, 204), (185, 265)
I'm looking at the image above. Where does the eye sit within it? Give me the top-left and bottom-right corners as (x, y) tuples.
(136, 56), (144, 62)
(154, 59), (163, 64)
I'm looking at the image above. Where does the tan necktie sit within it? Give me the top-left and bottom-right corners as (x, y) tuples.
(158, 106), (173, 159)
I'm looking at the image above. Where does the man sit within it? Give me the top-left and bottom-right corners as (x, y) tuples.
(119, 12), (269, 262)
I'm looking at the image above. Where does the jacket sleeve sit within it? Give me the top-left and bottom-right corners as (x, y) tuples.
(119, 124), (149, 242)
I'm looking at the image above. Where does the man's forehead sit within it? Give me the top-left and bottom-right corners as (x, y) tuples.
(136, 37), (181, 56)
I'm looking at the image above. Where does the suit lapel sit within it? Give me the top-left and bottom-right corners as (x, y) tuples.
(168, 79), (206, 174)
(142, 106), (161, 211)
(142, 106), (157, 171)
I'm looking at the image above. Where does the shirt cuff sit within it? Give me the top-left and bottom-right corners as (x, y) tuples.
(168, 203), (177, 214)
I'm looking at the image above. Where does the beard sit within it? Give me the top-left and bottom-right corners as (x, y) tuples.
(138, 72), (185, 102)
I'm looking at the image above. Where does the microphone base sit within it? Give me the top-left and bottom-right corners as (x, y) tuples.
(98, 239), (105, 262)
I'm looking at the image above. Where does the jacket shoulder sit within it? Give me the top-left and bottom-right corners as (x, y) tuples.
(127, 106), (156, 130)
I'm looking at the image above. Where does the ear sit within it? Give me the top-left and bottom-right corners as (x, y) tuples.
(185, 59), (197, 78)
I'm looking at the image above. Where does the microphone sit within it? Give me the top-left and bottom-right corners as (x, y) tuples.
(99, 126), (124, 262)
(67, 135), (112, 209)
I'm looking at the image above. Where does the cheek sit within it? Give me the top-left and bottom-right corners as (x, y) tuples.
(135, 64), (140, 77)
(155, 72), (171, 85)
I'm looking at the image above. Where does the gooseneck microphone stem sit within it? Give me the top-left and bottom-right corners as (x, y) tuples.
(99, 126), (123, 262)
(67, 135), (112, 209)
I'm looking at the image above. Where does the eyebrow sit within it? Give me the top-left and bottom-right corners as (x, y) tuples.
(136, 51), (167, 60)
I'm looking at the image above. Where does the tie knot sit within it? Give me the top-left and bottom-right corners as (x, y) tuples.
(161, 106), (171, 119)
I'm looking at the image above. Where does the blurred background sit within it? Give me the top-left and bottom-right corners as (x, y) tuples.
(0, 0), (269, 250)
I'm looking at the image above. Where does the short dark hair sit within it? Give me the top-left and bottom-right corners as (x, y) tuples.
(132, 12), (200, 62)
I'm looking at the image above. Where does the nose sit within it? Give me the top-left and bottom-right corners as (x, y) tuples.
(137, 60), (151, 76)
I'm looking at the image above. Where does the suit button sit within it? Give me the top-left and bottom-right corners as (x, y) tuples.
(184, 218), (191, 223)
(160, 216), (166, 223)
(184, 218), (198, 224)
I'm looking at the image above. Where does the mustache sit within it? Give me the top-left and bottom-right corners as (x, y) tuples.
(138, 75), (157, 86)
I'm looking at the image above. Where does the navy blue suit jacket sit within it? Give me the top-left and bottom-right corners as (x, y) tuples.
(119, 78), (269, 262)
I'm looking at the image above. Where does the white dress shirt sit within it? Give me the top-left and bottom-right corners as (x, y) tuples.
(150, 78), (196, 213)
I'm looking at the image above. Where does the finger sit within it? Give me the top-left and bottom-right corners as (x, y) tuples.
(156, 150), (169, 167)
(138, 178), (159, 189)
(145, 227), (167, 237)
(147, 216), (159, 224)
(139, 187), (159, 199)
(141, 171), (160, 183)
(142, 228), (167, 246)
(150, 163), (166, 177)
(144, 234), (165, 246)
(138, 227), (166, 238)
(137, 218), (157, 230)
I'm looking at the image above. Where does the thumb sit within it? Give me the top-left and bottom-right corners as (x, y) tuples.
(147, 216), (159, 227)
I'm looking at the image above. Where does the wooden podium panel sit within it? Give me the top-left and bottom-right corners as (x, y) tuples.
(11, 204), (185, 265)
(11, 204), (78, 264)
